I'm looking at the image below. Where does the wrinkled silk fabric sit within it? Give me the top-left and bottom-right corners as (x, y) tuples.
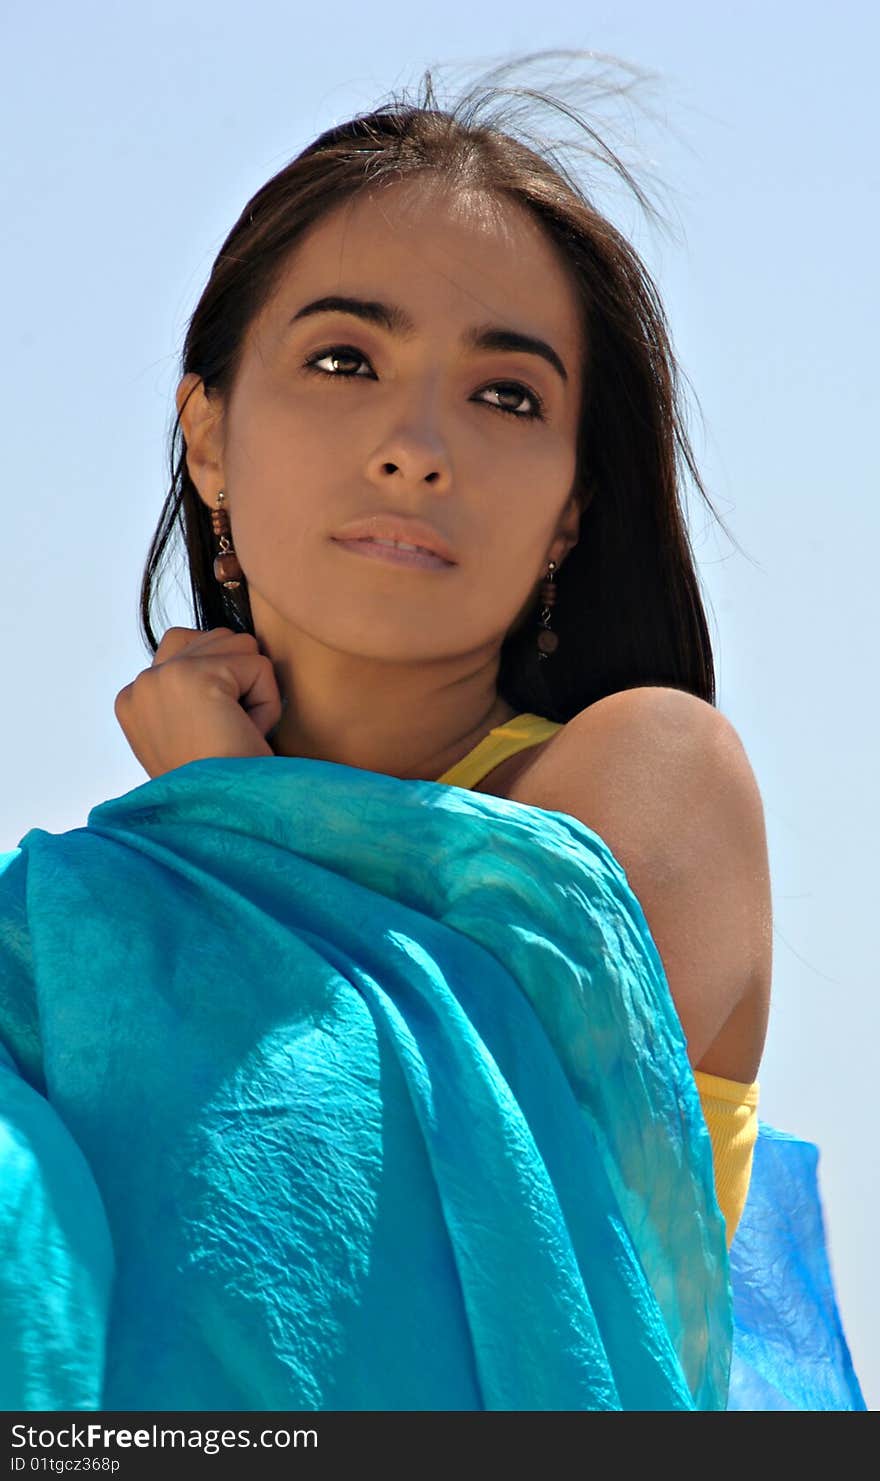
(0, 757), (861, 1410)
(727, 1127), (865, 1409)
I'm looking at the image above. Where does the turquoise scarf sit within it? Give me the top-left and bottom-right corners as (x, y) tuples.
(0, 757), (856, 1409)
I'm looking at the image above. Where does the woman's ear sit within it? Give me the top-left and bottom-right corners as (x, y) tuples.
(175, 373), (226, 510)
(552, 490), (583, 568)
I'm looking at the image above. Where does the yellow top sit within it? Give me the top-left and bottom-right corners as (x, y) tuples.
(436, 711), (758, 1248)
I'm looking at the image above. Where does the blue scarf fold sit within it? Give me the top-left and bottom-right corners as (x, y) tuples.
(0, 757), (863, 1410)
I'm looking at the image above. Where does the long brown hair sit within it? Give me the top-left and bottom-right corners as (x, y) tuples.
(141, 50), (743, 722)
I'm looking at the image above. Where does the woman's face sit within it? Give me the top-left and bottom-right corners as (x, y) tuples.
(184, 176), (584, 667)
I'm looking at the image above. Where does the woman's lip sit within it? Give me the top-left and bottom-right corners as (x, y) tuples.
(331, 538), (455, 571)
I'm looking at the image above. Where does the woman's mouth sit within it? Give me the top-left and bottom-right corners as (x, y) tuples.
(331, 537), (455, 571)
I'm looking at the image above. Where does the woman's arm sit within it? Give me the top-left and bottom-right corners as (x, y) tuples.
(523, 686), (773, 1081)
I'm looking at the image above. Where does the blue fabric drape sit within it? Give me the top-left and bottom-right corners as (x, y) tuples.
(727, 1126), (865, 1409)
(0, 756), (863, 1410)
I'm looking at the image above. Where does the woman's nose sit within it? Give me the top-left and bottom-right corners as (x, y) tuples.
(366, 396), (454, 488)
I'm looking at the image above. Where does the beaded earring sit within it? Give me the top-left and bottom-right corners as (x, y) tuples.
(536, 560), (559, 659)
(211, 489), (243, 590)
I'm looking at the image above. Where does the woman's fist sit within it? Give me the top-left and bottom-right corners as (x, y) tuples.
(114, 626), (283, 779)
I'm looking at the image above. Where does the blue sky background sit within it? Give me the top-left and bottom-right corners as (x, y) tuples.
(1, 0), (876, 1407)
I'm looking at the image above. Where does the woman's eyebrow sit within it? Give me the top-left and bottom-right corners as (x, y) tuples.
(288, 294), (569, 385)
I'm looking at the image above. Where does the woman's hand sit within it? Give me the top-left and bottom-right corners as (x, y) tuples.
(114, 626), (283, 780)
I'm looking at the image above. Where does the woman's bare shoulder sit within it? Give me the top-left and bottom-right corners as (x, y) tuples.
(512, 687), (773, 1080)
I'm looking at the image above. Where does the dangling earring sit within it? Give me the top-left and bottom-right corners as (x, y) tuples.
(536, 560), (559, 660)
(211, 489), (243, 590)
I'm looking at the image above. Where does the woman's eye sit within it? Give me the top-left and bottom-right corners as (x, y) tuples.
(305, 346), (372, 378)
(302, 345), (545, 421)
(477, 383), (544, 421)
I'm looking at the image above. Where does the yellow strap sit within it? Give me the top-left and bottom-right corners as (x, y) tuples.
(435, 713), (563, 789)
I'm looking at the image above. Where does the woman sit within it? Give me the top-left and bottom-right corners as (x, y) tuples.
(0, 57), (864, 1410)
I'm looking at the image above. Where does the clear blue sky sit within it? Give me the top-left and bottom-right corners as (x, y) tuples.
(1, 0), (876, 1407)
